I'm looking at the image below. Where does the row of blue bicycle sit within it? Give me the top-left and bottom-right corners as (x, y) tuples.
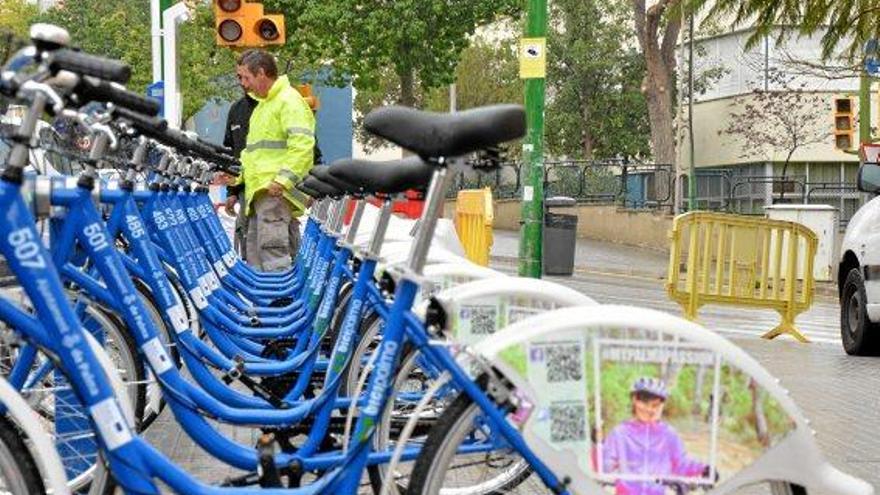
(0, 23), (869, 495)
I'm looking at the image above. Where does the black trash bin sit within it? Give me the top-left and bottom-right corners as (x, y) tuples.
(542, 196), (578, 275)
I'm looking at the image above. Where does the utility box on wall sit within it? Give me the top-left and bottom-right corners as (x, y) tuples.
(765, 204), (839, 282)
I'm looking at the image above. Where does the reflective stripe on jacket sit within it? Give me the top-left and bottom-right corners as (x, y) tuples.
(239, 75), (315, 215)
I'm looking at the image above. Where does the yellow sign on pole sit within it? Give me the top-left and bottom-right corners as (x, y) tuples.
(519, 37), (546, 79)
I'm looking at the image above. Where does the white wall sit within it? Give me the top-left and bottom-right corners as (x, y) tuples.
(694, 29), (859, 102)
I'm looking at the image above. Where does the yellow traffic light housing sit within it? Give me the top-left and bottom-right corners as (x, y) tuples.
(833, 97), (854, 150)
(214, 1), (285, 47)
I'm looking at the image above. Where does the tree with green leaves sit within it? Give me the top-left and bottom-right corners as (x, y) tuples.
(352, 35), (523, 152)
(546, 0), (651, 160)
(423, 38), (522, 112)
(36, 0), (153, 92)
(0, 0), (39, 39)
(698, 0), (877, 60)
(34, 1), (237, 120)
(272, 0), (521, 106)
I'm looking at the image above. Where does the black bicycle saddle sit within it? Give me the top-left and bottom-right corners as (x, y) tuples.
(326, 156), (433, 195)
(296, 181), (321, 199)
(363, 104), (525, 159)
(309, 165), (360, 195)
(301, 176), (343, 198)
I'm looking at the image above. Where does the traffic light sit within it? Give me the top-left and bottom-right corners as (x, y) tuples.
(214, 1), (285, 47)
(296, 84), (320, 111)
(833, 97), (854, 150)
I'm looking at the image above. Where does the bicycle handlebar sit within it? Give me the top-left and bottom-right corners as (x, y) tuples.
(75, 76), (160, 116)
(113, 106), (168, 136)
(48, 49), (131, 84)
(113, 107), (239, 176)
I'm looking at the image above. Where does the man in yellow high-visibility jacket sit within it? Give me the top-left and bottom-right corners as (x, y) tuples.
(234, 50), (315, 272)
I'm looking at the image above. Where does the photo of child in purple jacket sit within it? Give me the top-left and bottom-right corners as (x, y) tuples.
(601, 377), (713, 495)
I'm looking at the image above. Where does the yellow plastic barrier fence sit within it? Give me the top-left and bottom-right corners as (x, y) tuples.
(454, 188), (494, 266)
(666, 211), (817, 342)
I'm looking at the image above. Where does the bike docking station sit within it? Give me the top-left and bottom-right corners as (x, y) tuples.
(0, 21), (872, 495)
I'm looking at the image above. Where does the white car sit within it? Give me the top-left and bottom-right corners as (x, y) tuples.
(839, 163), (880, 355)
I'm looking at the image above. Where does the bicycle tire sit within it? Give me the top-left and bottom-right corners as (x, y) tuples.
(368, 346), (445, 495)
(0, 415), (45, 495)
(323, 279), (355, 350)
(341, 310), (383, 398)
(86, 302), (148, 426)
(131, 279), (175, 430)
(133, 277), (181, 367)
(771, 482), (808, 495)
(407, 390), (539, 495)
(0, 287), (143, 492)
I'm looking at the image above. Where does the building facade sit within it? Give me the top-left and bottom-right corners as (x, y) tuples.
(683, 27), (865, 224)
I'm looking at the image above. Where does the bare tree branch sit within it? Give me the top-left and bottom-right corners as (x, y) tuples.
(773, 48), (861, 80)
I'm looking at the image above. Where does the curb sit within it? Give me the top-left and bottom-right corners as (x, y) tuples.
(490, 255), (839, 299)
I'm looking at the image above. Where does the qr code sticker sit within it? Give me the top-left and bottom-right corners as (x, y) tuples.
(550, 402), (586, 443)
(545, 344), (583, 382)
(461, 304), (498, 335)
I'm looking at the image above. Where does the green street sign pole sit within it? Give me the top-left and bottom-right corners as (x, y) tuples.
(518, 0), (548, 278)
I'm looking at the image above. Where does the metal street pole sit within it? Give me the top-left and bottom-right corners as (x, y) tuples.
(160, 0), (174, 73)
(687, 12), (696, 210)
(162, 3), (191, 129)
(518, 0), (548, 278)
(150, 0), (175, 83)
(151, 0), (163, 82)
(449, 83), (457, 112)
(860, 71), (871, 145)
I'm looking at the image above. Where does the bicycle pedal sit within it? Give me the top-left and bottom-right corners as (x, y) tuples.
(219, 472), (261, 487)
(256, 433), (283, 487)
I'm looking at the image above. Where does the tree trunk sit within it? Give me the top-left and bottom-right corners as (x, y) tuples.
(632, 0), (681, 207)
(749, 378), (770, 447)
(643, 66), (676, 165)
(778, 148), (796, 201)
(692, 365), (706, 415)
(397, 66), (416, 107)
(662, 363), (680, 395)
(644, 65), (676, 206)
(581, 94), (594, 159)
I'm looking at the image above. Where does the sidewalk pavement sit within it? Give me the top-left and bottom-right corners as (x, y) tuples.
(490, 230), (838, 298)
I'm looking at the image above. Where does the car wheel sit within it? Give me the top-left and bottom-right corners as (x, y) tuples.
(841, 268), (880, 355)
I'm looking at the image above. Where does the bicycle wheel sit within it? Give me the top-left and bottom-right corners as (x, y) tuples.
(409, 394), (814, 495)
(0, 289), (143, 492)
(368, 347), (450, 494)
(0, 416), (45, 494)
(132, 278), (174, 430)
(341, 311), (382, 398)
(133, 277), (180, 367)
(408, 390), (545, 495)
(325, 280), (354, 345)
(771, 482), (807, 495)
